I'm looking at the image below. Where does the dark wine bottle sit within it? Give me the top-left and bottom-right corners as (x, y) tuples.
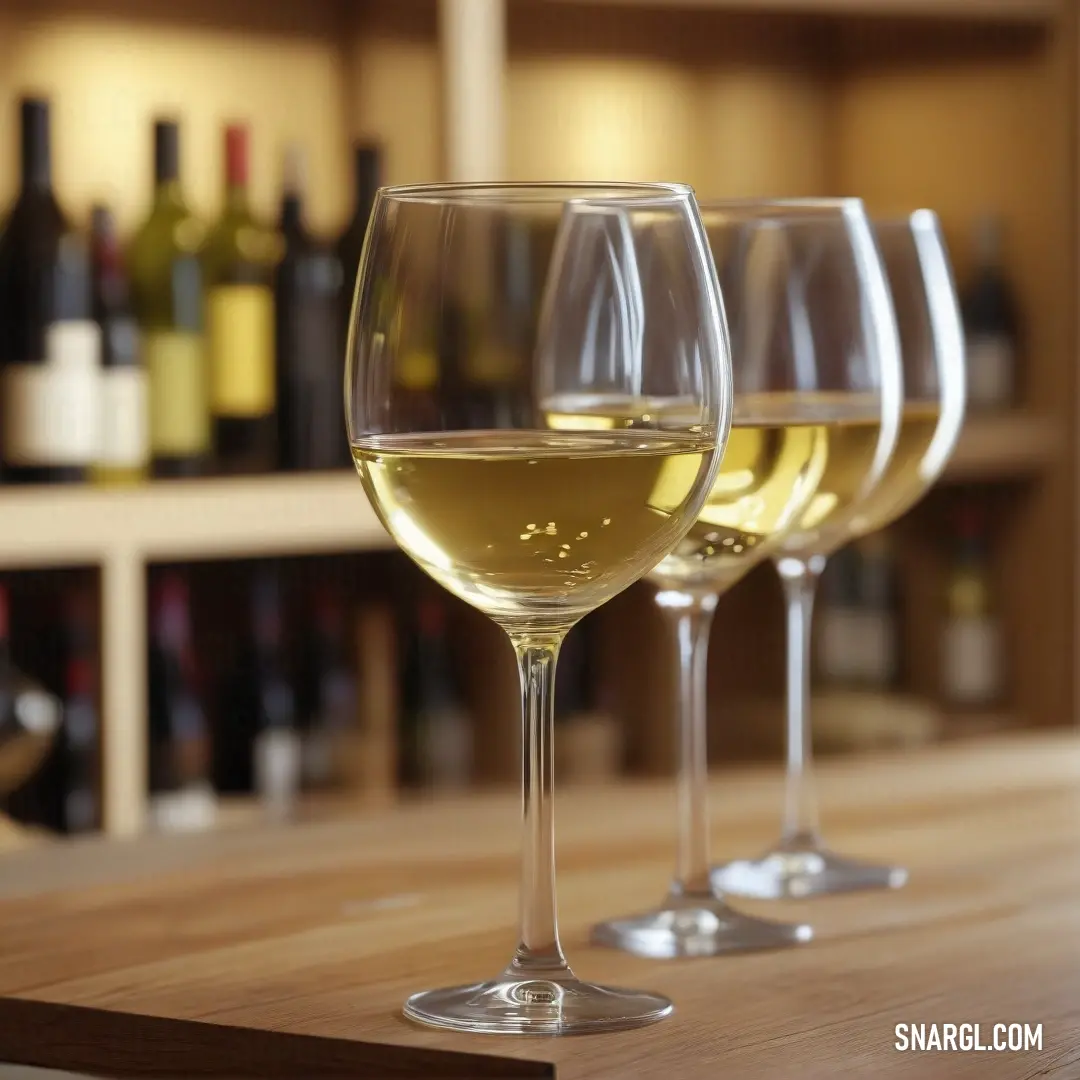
(216, 568), (299, 819)
(852, 531), (900, 691)
(275, 145), (346, 472)
(0, 583), (62, 821)
(90, 204), (148, 486)
(129, 119), (211, 479)
(60, 591), (100, 833)
(148, 573), (217, 832)
(0, 97), (100, 484)
(204, 124), (279, 475)
(297, 586), (356, 790)
(449, 219), (531, 430)
(962, 214), (1020, 412)
(399, 596), (471, 792)
(336, 142), (383, 335)
(553, 616), (620, 784)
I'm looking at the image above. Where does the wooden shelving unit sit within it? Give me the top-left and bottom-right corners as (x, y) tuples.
(0, 0), (1074, 833)
(0, 472), (386, 569)
(944, 413), (1066, 483)
(537, 0), (1060, 22)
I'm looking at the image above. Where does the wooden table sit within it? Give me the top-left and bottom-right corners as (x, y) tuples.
(2, 734), (1079, 1078)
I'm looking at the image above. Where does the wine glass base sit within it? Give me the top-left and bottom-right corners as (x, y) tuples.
(589, 890), (812, 959)
(403, 975), (673, 1036)
(711, 845), (908, 900)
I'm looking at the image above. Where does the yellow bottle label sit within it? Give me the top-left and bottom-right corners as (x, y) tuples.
(207, 285), (275, 417)
(146, 330), (210, 456)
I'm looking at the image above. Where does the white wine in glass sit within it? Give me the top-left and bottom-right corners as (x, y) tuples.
(714, 207), (964, 901)
(353, 429), (714, 632)
(348, 184), (731, 1034)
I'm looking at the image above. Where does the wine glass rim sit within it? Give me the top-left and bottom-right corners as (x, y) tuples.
(376, 181), (695, 205)
(874, 208), (942, 232)
(698, 196), (862, 211)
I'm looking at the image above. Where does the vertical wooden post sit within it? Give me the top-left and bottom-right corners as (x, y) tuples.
(101, 552), (146, 836)
(439, 0), (506, 183)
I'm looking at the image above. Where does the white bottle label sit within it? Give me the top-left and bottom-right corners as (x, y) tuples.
(966, 334), (1014, 409)
(2, 321), (101, 466)
(98, 367), (149, 468)
(255, 728), (302, 820)
(943, 616), (1002, 704)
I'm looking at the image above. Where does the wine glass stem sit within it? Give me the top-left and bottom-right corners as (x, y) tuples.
(505, 634), (570, 980)
(658, 590), (718, 896)
(777, 554), (826, 848)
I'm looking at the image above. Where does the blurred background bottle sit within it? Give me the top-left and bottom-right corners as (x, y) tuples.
(942, 498), (1003, 711)
(203, 124), (279, 475)
(129, 119), (210, 479)
(274, 144), (346, 472)
(148, 572), (217, 833)
(0, 96), (100, 486)
(962, 214), (1020, 413)
(399, 596), (472, 792)
(90, 204), (148, 486)
(297, 586), (356, 791)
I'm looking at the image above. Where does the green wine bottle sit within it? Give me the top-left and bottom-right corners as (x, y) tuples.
(128, 119), (210, 479)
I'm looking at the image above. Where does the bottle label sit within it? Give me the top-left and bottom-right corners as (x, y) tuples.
(208, 285), (275, 417)
(2, 322), (101, 466)
(966, 334), (1014, 409)
(255, 728), (302, 818)
(146, 330), (210, 456)
(943, 616), (1002, 704)
(99, 367), (149, 467)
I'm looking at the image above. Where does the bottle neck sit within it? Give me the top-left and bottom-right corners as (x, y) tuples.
(153, 178), (187, 212)
(225, 182), (250, 216)
(21, 119), (51, 192)
(281, 194), (303, 235)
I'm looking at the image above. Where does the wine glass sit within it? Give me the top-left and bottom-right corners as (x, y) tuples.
(347, 183), (731, 1034)
(585, 203), (895, 957)
(713, 206), (963, 900)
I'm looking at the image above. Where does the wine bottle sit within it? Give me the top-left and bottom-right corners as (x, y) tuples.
(297, 586), (356, 790)
(90, 205), (149, 486)
(148, 572), (217, 833)
(816, 546), (862, 688)
(461, 218), (531, 430)
(129, 119), (210, 479)
(851, 531), (900, 690)
(962, 214), (1019, 412)
(553, 616), (621, 784)
(336, 142), (382, 331)
(249, 570), (301, 820)
(942, 500), (1003, 709)
(60, 590), (100, 834)
(0, 97), (100, 484)
(399, 596), (471, 792)
(0, 583), (62, 817)
(204, 124), (279, 474)
(275, 145), (346, 472)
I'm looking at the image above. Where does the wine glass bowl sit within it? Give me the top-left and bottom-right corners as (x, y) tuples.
(347, 182), (730, 1034)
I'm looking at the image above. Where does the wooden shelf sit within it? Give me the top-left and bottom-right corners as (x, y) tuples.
(0, 410), (1052, 575)
(535, 0), (1059, 24)
(0, 471), (389, 571)
(943, 412), (1063, 483)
